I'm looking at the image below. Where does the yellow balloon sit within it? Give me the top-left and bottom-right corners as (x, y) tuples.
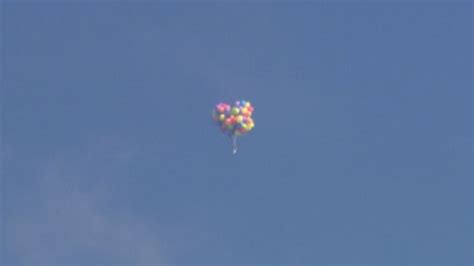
(219, 114), (225, 121)
(236, 115), (243, 123)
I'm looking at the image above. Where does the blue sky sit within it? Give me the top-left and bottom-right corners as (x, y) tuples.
(1, 2), (472, 265)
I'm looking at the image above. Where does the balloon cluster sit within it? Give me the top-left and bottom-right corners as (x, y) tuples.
(212, 100), (255, 137)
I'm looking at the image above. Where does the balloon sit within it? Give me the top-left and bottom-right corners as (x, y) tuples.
(231, 107), (240, 115)
(212, 100), (255, 154)
(236, 115), (243, 123)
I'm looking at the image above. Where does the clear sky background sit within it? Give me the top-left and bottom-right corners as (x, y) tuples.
(1, 2), (472, 265)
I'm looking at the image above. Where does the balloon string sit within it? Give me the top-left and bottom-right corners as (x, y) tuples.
(232, 136), (237, 154)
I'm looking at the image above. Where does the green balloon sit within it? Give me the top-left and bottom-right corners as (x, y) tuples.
(231, 107), (240, 115)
